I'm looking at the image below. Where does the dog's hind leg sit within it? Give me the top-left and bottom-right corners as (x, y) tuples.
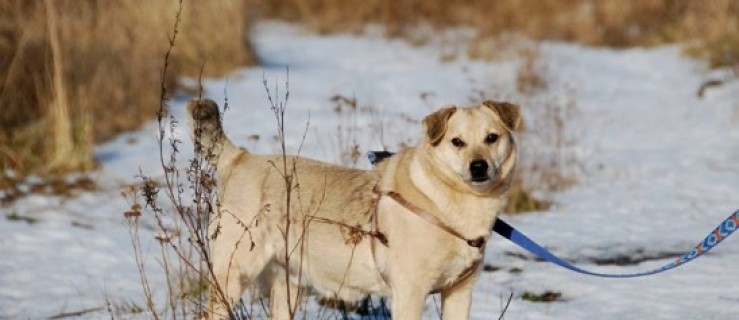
(206, 220), (276, 319)
(269, 266), (302, 320)
(207, 267), (246, 320)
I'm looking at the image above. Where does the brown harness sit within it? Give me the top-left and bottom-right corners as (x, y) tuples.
(368, 187), (486, 294)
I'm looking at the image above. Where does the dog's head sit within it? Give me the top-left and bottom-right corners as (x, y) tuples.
(421, 100), (521, 194)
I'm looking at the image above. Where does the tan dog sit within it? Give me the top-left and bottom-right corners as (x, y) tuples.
(187, 99), (521, 320)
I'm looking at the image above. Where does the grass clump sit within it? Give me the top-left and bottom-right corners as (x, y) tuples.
(6, 212), (38, 224)
(0, 174), (96, 204)
(521, 291), (563, 303)
(504, 180), (549, 214)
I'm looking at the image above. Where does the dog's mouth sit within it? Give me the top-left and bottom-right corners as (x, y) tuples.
(468, 175), (507, 193)
(470, 175), (490, 183)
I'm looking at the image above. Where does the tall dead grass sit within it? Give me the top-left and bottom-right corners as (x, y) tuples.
(0, 0), (256, 174)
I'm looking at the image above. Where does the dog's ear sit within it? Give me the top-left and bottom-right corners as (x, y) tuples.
(482, 100), (521, 131)
(422, 106), (457, 147)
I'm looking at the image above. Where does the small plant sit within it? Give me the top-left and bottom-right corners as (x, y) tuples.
(521, 291), (563, 303)
(5, 212), (38, 224)
(516, 46), (548, 95)
(512, 75), (582, 202)
(504, 179), (549, 214)
(330, 94), (362, 167)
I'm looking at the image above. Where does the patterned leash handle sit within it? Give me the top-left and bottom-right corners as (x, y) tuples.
(493, 209), (739, 278)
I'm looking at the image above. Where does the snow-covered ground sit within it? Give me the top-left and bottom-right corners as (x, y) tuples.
(2, 22), (739, 319)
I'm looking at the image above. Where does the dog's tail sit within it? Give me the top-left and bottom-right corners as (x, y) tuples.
(186, 99), (245, 167)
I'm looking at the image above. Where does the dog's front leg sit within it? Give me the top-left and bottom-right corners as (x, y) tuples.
(390, 280), (429, 320)
(440, 272), (478, 320)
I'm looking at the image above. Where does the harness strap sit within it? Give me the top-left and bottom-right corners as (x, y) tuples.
(369, 187), (486, 293)
(381, 190), (486, 250)
(369, 187), (391, 286)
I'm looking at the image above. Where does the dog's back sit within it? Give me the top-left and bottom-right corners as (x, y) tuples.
(186, 99), (380, 226)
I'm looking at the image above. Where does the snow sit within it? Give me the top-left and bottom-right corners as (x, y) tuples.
(2, 22), (739, 319)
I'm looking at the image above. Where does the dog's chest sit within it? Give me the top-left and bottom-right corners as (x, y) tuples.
(431, 238), (484, 290)
(427, 201), (494, 289)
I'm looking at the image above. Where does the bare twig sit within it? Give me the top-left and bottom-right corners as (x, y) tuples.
(263, 69), (301, 318)
(48, 306), (105, 319)
(497, 291), (514, 320)
(125, 0), (241, 318)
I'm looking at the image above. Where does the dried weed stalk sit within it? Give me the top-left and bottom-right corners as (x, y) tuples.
(330, 94), (362, 167)
(123, 1), (248, 318)
(262, 71), (305, 319)
(516, 46), (548, 95)
(501, 48), (582, 213)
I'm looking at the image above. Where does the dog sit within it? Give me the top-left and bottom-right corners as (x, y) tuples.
(187, 99), (521, 320)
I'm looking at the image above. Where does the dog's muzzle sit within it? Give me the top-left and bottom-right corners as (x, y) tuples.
(469, 160), (489, 182)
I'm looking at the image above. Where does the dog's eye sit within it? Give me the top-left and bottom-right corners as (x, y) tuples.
(451, 137), (466, 148)
(485, 133), (499, 144)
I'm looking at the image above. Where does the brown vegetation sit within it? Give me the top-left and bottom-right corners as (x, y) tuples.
(255, 0), (739, 68)
(505, 44), (581, 213)
(0, 0), (256, 174)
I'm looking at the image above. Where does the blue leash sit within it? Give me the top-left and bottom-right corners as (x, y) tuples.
(493, 210), (739, 278)
(367, 151), (739, 278)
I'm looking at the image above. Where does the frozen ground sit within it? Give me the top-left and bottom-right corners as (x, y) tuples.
(1, 22), (738, 319)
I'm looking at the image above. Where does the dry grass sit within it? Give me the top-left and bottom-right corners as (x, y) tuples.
(0, 0), (256, 174)
(505, 44), (581, 213)
(329, 94), (363, 168)
(251, 0), (738, 67)
(504, 179), (549, 214)
(516, 46), (548, 95)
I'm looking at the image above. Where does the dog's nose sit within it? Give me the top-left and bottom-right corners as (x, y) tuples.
(469, 160), (489, 181)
